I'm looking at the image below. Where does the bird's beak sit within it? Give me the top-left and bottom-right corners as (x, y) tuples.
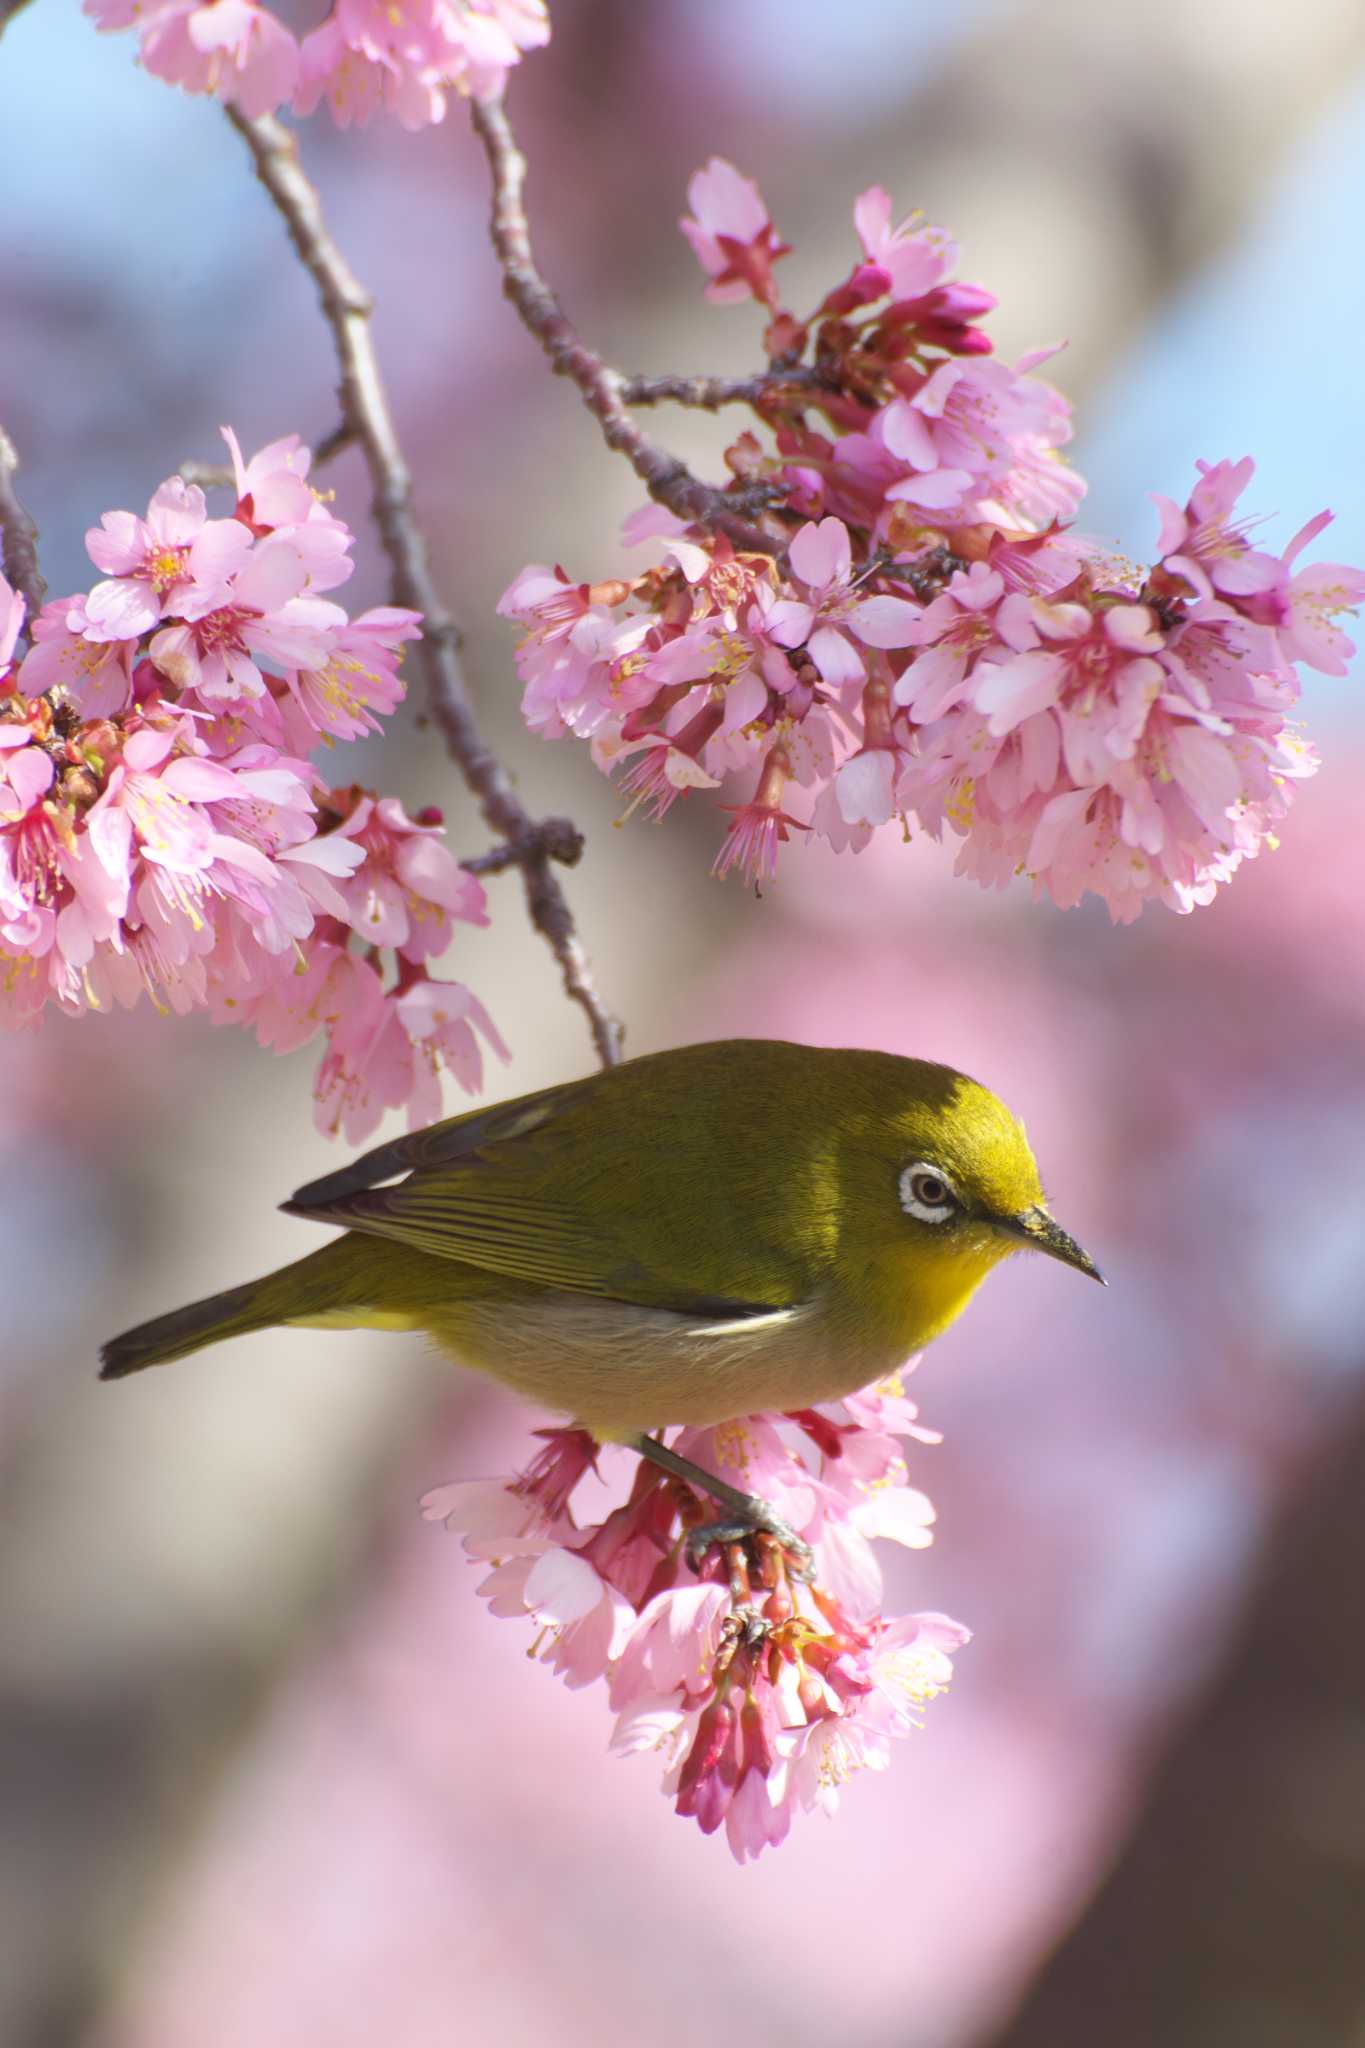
(998, 1206), (1106, 1284)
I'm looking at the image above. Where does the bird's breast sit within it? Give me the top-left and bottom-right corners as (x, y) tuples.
(425, 1284), (909, 1438)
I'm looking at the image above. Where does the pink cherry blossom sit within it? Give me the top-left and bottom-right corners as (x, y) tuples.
(851, 187), (957, 303)
(85, 0), (301, 118)
(766, 517), (922, 688)
(507, 164), (1361, 917)
(150, 526), (347, 705)
(221, 425), (316, 533)
(79, 475), (209, 641)
(295, 0), (549, 129)
(613, 712), (723, 823)
(712, 797), (806, 890)
(0, 575), (23, 683)
(679, 159), (791, 307)
(1271, 552), (1365, 676)
(396, 976), (510, 1126)
(497, 564), (655, 740)
(426, 1362), (969, 1860)
(325, 793), (488, 958)
(88, 0), (546, 123)
(1, 438), (502, 1132)
(18, 609), (137, 717)
(284, 608), (419, 741)
(1150, 456), (1281, 603)
(877, 352), (1084, 529)
(309, 950), (415, 1142)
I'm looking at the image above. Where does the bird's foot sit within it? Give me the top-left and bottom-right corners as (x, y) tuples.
(722, 1603), (774, 1651)
(683, 1504), (814, 1582)
(629, 1432), (815, 1583)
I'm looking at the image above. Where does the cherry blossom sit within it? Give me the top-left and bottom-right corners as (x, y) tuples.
(0, 433), (503, 1132)
(423, 1367), (968, 1860)
(502, 169), (1363, 915)
(0, 576), (26, 689)
(86, 0), (548, 124)
(850, 187), (958, 304)
(679, 158), (791, 308)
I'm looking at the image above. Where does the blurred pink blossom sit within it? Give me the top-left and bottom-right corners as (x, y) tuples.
(86, 0), (548, 124)
(0, 575), (24, 684)
(85, 0), (300, 117)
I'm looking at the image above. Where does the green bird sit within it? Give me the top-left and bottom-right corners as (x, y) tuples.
(101, 1040), (1100, 1546)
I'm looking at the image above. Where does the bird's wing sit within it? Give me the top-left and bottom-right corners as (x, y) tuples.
(283, 1046), (830, 1317)
(288, 1081), (593, 1208)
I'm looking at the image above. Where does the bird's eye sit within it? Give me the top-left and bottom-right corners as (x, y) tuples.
(899, 1162), (958, 1224)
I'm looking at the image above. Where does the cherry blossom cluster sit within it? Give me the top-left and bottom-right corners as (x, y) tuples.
(84, 0), (548, 127)
(423, 1368), (966, 1860)
(501, 164), (1365, 919)
(0, 430), (505, 1141)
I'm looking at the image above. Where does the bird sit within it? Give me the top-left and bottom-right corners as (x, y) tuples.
(100, 1039), (1101, 1552)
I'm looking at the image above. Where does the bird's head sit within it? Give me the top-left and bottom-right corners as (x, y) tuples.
(833, 1055), (1102, 1346)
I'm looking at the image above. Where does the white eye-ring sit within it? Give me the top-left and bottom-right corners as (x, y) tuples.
(899, 1161), (959, 1224)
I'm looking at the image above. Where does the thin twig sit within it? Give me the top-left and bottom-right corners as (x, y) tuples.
(617, 368), (826, 412)
(226, 108), (622, 1068)
(311, 419), (356, 467)
(461, 818), (583, 876)
(469, 94), (781, 559)
(0, 425), (46, 617)
(177, 460), (235, 491)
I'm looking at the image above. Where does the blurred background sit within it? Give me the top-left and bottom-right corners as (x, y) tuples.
(4, 2), (1365, 2043)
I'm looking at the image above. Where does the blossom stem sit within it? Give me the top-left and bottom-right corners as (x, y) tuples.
(468, 94), (780, 559)
(224, 107), (623, 1069)
(0, 423), (46, 617)
(752, 741), (793, 812)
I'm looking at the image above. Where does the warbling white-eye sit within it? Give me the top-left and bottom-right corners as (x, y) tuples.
(100, 1040), (1101, 1557)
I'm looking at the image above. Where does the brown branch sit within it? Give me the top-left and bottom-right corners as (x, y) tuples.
(461, 817), (584, 877)
(225, 108), (623, 1069)
(0, 425), (46, 618)
(468, 94), (781, 559)
(616, 368), (826, 412)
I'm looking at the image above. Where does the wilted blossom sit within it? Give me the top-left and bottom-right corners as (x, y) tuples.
(422, 1366), (968, 1862)
(0, 431), (505, 1140)
(85, 0), (548, 126)
(502, 168), (1364, 918)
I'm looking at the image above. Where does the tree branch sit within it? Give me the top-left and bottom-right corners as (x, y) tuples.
(468, 93), (782, 559)
(0, 425), (46, 618)
(225, 108), (622, 1070)
(461, 817), (583, 876)
(616, 368), (826, 412)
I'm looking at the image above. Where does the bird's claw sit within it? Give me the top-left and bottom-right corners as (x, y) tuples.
(725, 1604), (773, 1650)
(684, 1497), (815, 1582)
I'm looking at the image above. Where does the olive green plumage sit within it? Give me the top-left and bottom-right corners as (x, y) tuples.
(100, 1039), (1099, 1435)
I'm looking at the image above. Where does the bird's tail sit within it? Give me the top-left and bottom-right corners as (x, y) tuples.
(98, 1241), (395, 1381)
